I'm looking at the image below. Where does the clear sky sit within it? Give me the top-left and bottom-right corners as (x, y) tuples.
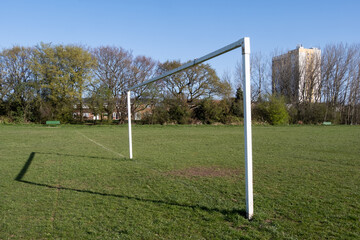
(1, 0), (359, 79)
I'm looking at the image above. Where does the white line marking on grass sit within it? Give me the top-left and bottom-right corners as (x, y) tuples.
(76, 131), (125, 158)
(146, 185), (161, 197)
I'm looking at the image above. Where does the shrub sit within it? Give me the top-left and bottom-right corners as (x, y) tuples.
(222, 115), (242, 125)
(297, 103), (327, 124)
(193, 99), (231, 124)
(230, 99), (243, 118)
(141, 105), (169, 125)
(254, 95), (289, 125)
(0, 116), (12, 124)
(287, 104), (298, 124)
(169, 105), (191, 124)
(167, 99), (191, 124)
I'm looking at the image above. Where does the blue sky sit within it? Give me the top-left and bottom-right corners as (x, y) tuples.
(1, 0), (359, 78)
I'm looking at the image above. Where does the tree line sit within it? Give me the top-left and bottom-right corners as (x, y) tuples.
(239, 43), (360, 125)
(0, 43), (359, 125)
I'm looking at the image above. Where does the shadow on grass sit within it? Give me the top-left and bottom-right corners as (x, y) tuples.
(15, 152), (36, 181)
(15, 152), (247, 218)
(35, 151), (128, 161)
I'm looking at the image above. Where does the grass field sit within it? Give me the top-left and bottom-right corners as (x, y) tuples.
(0, 124), (359, 239)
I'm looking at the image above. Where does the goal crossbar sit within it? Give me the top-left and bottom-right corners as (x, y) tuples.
(126, 38), (253, 220)
(128, 39), (245, 91)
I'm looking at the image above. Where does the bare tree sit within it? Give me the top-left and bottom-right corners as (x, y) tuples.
(272, 50), (299, 103)
(158, 60), (227, 106)
(297, 49), (322, 103)
(129, 55), (158, 120)
(157, 60), (187, 101)
(234, 50), (282, 102)
(345, 45), (360, 124)
(0, 53), (7, 104)
(220, 70), (234, 99)
(321, 43), (357, 122)
(251, 52), (270, 101)
(234, 61), (244, 96)
(92, 46), (132, 122)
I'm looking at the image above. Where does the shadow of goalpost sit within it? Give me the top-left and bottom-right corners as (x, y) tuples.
(15, 152), (247, 218)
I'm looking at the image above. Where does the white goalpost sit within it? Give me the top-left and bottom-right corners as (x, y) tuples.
(126, 38), (253, 219)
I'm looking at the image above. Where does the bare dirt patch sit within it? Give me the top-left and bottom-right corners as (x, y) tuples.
(167, 166), (242, 178)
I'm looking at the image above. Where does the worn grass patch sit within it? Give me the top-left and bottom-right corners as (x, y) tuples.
(0, 124), (359, 239)
(167, 166), (241, 178)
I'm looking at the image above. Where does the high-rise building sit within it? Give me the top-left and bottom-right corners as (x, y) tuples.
(272, 45), (321, 103)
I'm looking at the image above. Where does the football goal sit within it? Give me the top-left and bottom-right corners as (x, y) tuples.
(126, 38), (253, 219)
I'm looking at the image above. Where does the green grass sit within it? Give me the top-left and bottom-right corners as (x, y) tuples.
(0, 124), (359, 239)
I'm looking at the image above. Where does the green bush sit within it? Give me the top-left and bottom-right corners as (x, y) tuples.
(167, 99), (191, 124)
(230, 99), (243, 118)
(153, 106), (169, 124)
(287, 105), (298, 124)
(140, 105), (169, 125)
(254, 95), (289, 125)
(297, 103), (328, 124)
(0, 116), (12, 124)
(222, 115), (242, 125)
(230, 88), (244, 119)
(193, 99), (231, 124)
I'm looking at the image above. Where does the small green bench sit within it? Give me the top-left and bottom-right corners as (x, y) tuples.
(322, 121), (332, 125)
(46, 121), (60, 126)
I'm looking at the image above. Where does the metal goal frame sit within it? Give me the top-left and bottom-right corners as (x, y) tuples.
(126, 38), (253, 219)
